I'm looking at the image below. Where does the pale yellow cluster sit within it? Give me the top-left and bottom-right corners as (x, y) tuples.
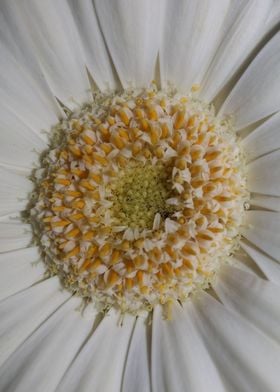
(110, 162), (175, 229)
(31, 88), (246, 314)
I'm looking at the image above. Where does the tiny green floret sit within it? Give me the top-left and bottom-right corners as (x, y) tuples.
(110, 163), (175, 229)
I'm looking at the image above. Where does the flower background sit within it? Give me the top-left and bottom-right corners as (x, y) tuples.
(0, 1), (280, 391)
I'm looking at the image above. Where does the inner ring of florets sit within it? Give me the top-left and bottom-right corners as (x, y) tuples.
(30, 87), (247, 314)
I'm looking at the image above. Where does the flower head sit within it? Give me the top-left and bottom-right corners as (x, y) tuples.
(30, 87), (247, 315)
(0, 1), (280, 391)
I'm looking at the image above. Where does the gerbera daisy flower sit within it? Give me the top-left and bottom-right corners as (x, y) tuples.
(1, 0), (280, 391)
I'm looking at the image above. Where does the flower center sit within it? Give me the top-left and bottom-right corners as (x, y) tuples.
(109, 162), (175, 229)
(30, 87), (247, 314)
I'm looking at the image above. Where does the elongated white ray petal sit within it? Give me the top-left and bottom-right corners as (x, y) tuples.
(214, 265), (280, 343)
(265, 0), (280, 33)
(56, 311), (135, 392)
(249, 194), (280, 212)
(0, 247), (45, 301)
(247, 150), (280, 196)
(151, 303), (226, 392)
(242, 111), (280, 161)
(192, 292), (280, 392)
(0, 277), (71, 367)
(122, 315), (151, 392)
(68, 0), (118, 91)
(0, 43), (59, 134)
(220, 32), (280, 129)
(221, 0), (248, 30)
(95, 0), (162, 88)
(230, 255), (258, 276)
(0, 214), (22, 224)
(0, 168), (32, 216)
(0, 297), (93, 392)
(0, 1), (63, 122)
(241, 241), (280, 285)
(242, 211), (280, 261)
(201, 0), (272, 101)
(0, 222), (31, 253)
(160, 0), (230, 91)
(0, 103), (46, 170)
(17, 0), (91, 109)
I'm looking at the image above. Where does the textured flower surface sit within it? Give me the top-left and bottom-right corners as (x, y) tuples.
(0, 1), (280, 392)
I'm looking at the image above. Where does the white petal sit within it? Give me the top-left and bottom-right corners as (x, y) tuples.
(265, 0), (280, 33)
(0, 221), (32, 252)
(230, 254), (258, 277)
(201, 0), (272, 101)
(242, 111), (280, 161)
(0, 42), (59, 133)
(214, 265), (280, 343)
(151, 302), (226, 392)
(160, 0), (230, 90)
(56, 310), (135, 392)
(0, 276), (70, 367)
(0, 247), (45, 301)
(220, 0), (248, 30)
(95, 0), (162, 88)
(220, 32), (280, 129)
(0, 1), (63, 126)
(0, 104), (46, 170)
(122, 315), (151, 392)
(192, 291), (280, 392)
(249, 194), (280, 212)
(242, 211), (280, 261)
(247, 150), (280, 196)
(17, 0), (91, 109)
(0, 297), (93, 392)
(68, 0), (118, 91)
(0, 168), (32, 216)
(241, 240), (280, 285)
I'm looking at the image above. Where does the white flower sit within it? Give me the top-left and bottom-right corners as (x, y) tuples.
(1, 1), (280, 392)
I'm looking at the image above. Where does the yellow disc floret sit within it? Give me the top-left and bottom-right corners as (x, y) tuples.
(30, 87), (247, 314)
